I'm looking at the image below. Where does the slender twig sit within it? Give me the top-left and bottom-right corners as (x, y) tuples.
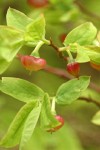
(48, 39), (100, 93)
(49, 38), (67, 61)
(44, 65), (100, 93)
(44, 65), (100, 107)
(79, 97), (100, 108)
(44, 65), (72, 79)
(74, 0), (100, 20)
(49, 38), (59, 52)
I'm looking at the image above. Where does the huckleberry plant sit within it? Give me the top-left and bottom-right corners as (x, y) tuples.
(0, 8), (100, 150)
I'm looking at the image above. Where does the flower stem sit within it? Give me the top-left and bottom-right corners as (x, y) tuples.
(51, 97), (56, 115)
(31, 41), (44, 57)
(42, 39), (50, 45)
(66, 47), (74, 62)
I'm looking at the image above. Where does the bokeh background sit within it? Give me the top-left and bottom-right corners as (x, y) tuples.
(0, 0), (100, 150)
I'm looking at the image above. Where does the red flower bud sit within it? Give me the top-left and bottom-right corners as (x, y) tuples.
(19, 55), (46, 71)
(67, 62), (80, 77)
(27, 0), (48, 8)
(47, 115), (64, 133)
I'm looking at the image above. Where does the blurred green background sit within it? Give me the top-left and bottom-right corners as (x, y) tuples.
(0, 0), (100, 150)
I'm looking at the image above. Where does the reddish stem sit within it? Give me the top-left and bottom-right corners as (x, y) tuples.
(44, 65), (100, 93)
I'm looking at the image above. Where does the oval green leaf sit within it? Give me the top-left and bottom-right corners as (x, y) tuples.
(0, 26), (23, 74)
(19, 102), (41, 150)
(0, 77), (44, 103)
(64, 22), (97, 46)
(76, 45), (100, 64)
(75, 45), (90, 63)
(24, 15), (45, 45)
(55, 76), (90, 105)
(0, 101), (36, 148)
(6, 8), (32, 32)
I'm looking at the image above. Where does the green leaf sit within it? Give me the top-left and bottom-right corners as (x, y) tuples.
(6, 8), (32, 32)
(64, 22), (97, 46)
(19, 102), (41, 150)
(0, 77), (44, 103)
(0, 101), (36, 148)
(86, 46), (100, 64)
(55, 76), (90, 105)
(40, 93), (60, 130)
(0, 26), (23, 74)
(24, 14), (46, 45)
(92, 111), (100, 125)
(76, 49), (90, 63)
(75, 45), (90, 63)
(76, 45), (100, 63)
(97, 31), (100, 43)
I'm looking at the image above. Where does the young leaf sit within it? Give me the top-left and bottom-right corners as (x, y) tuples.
(76, 49), (90, 63)
(55, 76), (90, 105)
(0, 26), (23, 74)
(40, 93), (60, 130)
(64, 22), (97, 46)
(6, 8), (32, 32)
(24, 14), (45, 44)
(76, 45), (100, 64)
(75, 45), (90, 63)
(0, 101), (36, 148)
(0, 77), (44, 103)
(19, 102), (41, 150)
(86, 46), (100, 64)
(92, 111), (100, 125)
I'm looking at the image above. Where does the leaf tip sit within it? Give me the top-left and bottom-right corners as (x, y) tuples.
(91, 111), (100, 126)
(7, 7), (14, 14)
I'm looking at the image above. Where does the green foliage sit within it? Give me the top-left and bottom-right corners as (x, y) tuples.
(0, 26), (23, 74)
(24, 14), (46, 45)
(0, 8), (47, 74)
(0, 77), (44, 103)
(55, 76), (90, 105)
(19, 102), (41, 150)
(86, 46), (100, 64)
(0, 5), (100, 150)
(64, 22), (97, 46)
(76, 45), (100, 63)
(92, 111), (100, 125)
(75, 45), (90, 63)
(6, 8), (32, 32)
(0, 101), (36, 147)
(40, 93), (60, 130)
(0, 8), (99, 75)
(75, 46), (89, 63)
(7, 8), (46, 46)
